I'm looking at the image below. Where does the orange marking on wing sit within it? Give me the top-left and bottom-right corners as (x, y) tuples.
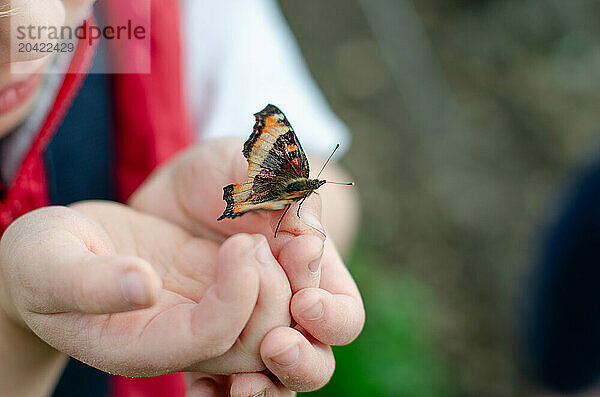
(264, 116), (279, 135)
(284, 191), (306, 200)
(233, 187), (251, 195)
(232, 199), (292, 213)
(231, 182), (253, 202)
(260, 201), (290, 210)
(286, 144), (297, 153)
(263, 116), (288, 139)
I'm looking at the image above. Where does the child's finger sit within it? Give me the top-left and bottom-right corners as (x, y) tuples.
(276, 234), (323, 293)
(290, 240), (365, 346)
(185, 373), (229, 397)
(266, 195), (325, 252)
(138, 234), (260, 367)
(183, 235), (291, 374)
(185, 378), (220, 397)
(47, 254), (161, 314)
(220, 234), (292, 371)
(291, 288), (363, 346)
(230, 372), (296, 397)
(0, 207), (161, 316)
(260, 326), (334, 392)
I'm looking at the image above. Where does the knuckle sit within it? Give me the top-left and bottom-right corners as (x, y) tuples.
(203, 337), (236, 360)
(223, 233), (254, 252)
(251, 233), (268, 243)
(66, 270), (89, 312)
(199, 328), (241, 360)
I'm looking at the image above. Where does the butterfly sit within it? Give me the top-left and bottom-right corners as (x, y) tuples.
(217, 104), (352, 237)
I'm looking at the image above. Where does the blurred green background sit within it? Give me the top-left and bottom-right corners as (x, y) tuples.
(278, 1), (600, 395)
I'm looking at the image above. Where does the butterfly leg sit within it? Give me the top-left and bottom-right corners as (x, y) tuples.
(296, 196), (308, 218)
(274, 204), (292, 238)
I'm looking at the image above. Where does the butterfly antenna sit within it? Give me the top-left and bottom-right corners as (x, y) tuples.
(325, 181), (355, 186)
(317, 144), (355, 186)
(316, 144), (340, 179)
(274, 204), (292, 238)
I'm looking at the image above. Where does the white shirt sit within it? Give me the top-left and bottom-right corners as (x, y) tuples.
(182, 0), (349, 157)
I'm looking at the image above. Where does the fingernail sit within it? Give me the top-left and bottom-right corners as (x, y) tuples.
(300, 299), (324, 320)
(269, 343), (300, 366)
(121, 271), (149, 307)
(308, 257), (321, 273)
(299, 207), (326, 237)
(255, 240), (275, 265)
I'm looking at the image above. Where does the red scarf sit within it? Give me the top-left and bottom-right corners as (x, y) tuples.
(0, 0), (192, 395)
(0, 32), (94, 231)
(104, 0), (192, 201)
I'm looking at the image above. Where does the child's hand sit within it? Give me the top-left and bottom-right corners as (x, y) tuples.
(131, 137), (365, 394)
(0, 202), (292, 382)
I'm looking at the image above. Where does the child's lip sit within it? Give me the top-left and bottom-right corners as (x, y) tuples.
(0, 73), (44, 115)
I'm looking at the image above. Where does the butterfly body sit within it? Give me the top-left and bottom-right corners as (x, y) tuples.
(284, 178), (326, 195)
(217, 104), (323, 221)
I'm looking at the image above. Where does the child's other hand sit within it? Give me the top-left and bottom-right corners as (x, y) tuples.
(131, 138), (365, 393)
(0, 202), (291, 377)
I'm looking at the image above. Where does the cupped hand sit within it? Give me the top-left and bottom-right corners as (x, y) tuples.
(131, 137), (365, 393)
(0, 202), (291, 377)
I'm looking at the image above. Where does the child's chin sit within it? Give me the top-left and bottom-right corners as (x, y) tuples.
(0, 88), (40, 139)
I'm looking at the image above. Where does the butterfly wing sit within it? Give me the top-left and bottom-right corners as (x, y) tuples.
(218, 104), (310, 220)
(243, 104), (310, 179)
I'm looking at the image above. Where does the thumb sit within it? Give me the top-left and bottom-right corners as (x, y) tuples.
(1, 206), (162, 318)
(52, 253), (162, 314)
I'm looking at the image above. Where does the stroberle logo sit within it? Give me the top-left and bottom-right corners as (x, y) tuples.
(16, 20), (147, 47)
